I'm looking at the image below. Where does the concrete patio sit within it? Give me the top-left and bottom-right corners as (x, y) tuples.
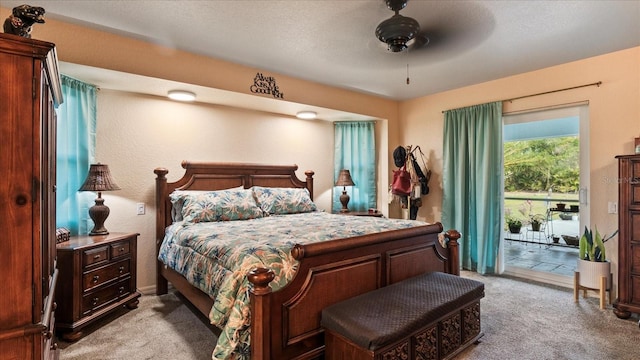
(504, 217), (580, 277)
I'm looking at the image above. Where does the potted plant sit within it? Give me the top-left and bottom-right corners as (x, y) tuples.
(577, 226), (618, 289)
(506, 215), (522, 234)
(529, 214), (545, 232)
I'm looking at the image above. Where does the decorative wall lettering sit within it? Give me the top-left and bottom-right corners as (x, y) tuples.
(250, 73), (284, 99)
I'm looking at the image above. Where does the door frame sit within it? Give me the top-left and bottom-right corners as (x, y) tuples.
(499, 104), (589, 288)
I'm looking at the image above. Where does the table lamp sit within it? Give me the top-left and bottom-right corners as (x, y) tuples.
(335, 169), (355, 213)
(79, 163), (121, 235)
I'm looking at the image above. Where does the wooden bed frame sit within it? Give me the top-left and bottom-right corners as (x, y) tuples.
(154, 161), (460, 360)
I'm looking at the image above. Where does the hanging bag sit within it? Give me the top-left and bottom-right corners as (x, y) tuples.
(391, 165), (412, 196)
(411, 145), (431, 195)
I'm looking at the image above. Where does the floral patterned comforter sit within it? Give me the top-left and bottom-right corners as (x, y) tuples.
(158, 211), (426, 359)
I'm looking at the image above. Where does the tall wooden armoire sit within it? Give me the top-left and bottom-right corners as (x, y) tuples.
(613, 154), (640, 321)
(0, 33), (63, 359)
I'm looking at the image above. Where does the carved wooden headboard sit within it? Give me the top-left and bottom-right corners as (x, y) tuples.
(153, 161), (315, 246)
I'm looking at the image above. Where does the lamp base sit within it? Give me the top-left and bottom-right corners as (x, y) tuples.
(340, 190), (350, 213)
(89, 228), (109, 236)
(88, 196), (110, 236)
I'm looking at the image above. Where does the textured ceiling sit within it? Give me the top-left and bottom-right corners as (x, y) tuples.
(3, 0), (639, 103)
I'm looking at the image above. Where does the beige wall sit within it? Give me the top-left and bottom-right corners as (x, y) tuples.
(400, 46), (640, 283)
(93, 88), (389, 294)
(99, 90), (338, 292)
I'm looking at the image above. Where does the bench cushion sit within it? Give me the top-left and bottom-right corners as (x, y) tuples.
(321, 271), (484, 351)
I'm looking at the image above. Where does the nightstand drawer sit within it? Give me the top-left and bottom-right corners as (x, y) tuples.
(110, 241), (130, 258)
(82, 277), (132, 315)
(83, 246), (109, 267)
(82, 259), (131, 292)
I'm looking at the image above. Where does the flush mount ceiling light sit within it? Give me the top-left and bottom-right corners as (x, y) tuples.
(296, 111), (317, 120)
(167, 90), (196, 102)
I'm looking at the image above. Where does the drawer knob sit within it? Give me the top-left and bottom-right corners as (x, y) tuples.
(119, 247), (125, 252)
(118, 286), (125, 294)
(15, 194), (28, 206)
(119, 266), (125, 274)
(92, 297), (99, 306)
(92, 275), (100, 283)
(93, 254), (101, 260)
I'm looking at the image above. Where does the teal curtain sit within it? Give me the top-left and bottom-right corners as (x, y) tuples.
(56, 75), (97, 235)
(442, 102), (502, 274)
(333, 121), (376, 212)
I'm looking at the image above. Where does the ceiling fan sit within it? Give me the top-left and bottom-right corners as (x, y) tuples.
(375, 0), (429, 53)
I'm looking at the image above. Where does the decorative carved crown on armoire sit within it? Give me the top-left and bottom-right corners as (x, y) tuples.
(0, 33), (63, 359)
(613, 154), (640, 322)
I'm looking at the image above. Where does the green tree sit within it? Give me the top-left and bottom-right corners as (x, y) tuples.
(504, 137), (579, 193)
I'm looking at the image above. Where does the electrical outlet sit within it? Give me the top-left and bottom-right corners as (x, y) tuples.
(136, 203), (145, 215)
(608, 201), (618, 214)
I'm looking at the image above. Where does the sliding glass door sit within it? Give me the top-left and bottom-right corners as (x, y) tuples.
(501, 105), (589, 286)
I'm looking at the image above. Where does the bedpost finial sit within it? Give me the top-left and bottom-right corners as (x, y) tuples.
(154, 167), (169, 178)
(441, 229), (461, 250)
(444, 229), (461, 243)
(291, 244), (305, 260)
(248, 268), (275, 295)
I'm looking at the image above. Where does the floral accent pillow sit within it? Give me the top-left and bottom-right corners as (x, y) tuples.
(169, 187), (243, 222)
(252, 186), (317, 215)
(179, 189), (264, 223)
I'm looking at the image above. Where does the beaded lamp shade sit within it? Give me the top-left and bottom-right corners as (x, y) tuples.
(79, 164), (120, 235)
(335, 169), (355, 212)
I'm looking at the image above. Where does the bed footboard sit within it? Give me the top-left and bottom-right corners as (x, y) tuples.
(249, 225), (460, 360)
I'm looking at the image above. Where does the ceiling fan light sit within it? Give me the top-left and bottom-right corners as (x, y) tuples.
(375, 14), (420, 52)
(167, 90), (196, 101)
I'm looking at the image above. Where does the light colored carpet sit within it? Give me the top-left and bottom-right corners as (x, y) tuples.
(458, 271), (640, 360)
(58, 292), (216, 360)
(58, 271), (640, 360)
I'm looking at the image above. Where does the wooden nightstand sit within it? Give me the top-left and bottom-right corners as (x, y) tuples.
(55, 232), (141, 341)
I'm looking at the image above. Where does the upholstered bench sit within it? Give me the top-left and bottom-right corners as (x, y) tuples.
(321, 271), (484, 360)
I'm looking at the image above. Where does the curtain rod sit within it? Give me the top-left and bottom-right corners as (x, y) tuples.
(505, 81), (601, 102)
(441, 81), (602, 113)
